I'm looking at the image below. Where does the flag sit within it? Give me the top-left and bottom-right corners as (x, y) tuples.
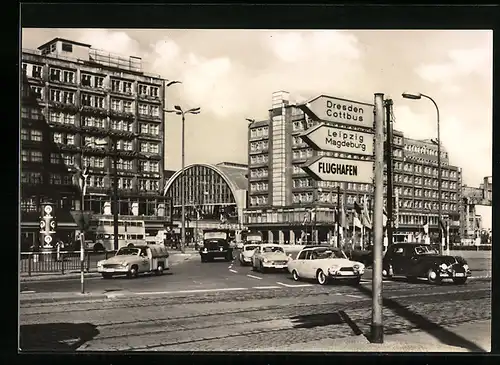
(353, 203), (363, 229)
(339, 200), (348, 230)
(382, 207), (388, 228)
(362, 195), (372, 229)
(423, 217), (429, 235)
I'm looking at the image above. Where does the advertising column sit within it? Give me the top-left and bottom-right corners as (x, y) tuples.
(39, 201), (57, 261)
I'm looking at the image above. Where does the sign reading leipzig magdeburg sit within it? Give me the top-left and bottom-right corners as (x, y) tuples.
(303, 156), (374, 184)
(301, 95), (374, 129)
(300, 123), (374, 156)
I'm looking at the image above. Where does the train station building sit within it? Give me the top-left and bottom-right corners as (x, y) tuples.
(163, 162), (248, 242)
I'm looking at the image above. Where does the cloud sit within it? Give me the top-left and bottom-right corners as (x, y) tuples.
(415, 47), (491, 86)
(76, 29), (142, 56)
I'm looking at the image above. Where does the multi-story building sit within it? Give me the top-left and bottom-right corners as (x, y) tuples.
(21, 38), (171, 250)
(244, 91), (463, 245)
(461, 176), (492, 240)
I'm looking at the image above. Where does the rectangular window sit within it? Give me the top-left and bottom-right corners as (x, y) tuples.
(140, 124), (149, 134)
(95, 96), (105, 108)
(150, 86), (159, 98)
(63, 70), (75, 83)
(31, 151), (43, 162)
(32, 65), (42, 78)
(50, 89), (61, 102)
(149, 143), (159, 154)
(124, 101), (133, 113)
(111, 79), (121, 92)
(123, 82), (132, 93)
(31, 86), (43, 99)
(21, 129), (29, 140)
(62, 91), (74, 104)
(151, 105), (159, 117)
(140, 142), (148, 153)
(138, 104), (148, 115)
(150, 125), (159, 135)
(61, 43), (73, 52)
(111, 99), (121, 111)
(81, 73), (92, 86)
(49, 68), (61, 82)
(31, 130), (43, 141)
(95, 76), (104, 88)
(138, 85), (148, 95)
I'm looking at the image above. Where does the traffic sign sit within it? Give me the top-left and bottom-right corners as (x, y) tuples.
(302, 156), (374, 184)
(44, 235), (53, 244)
(299, 95), (374, 129)
(300, 123), (374, 156)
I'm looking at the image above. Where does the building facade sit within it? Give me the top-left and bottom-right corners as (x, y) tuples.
(461, 176), (492, 240)
(21, 38), (171, 250)
(244, 91), (463, 245)
(163, 162), (248, 242)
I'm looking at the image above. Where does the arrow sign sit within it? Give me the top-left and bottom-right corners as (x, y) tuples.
(300, 123), (374, 156)
(298, 95), (374, 129)
(302, 156), (374, 184)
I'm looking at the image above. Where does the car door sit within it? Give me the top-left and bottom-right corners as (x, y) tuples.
(138, 248), (150, 272)
(293, 250), (307, 276)
(302, 251), (316, 279)
(390, 246), (407, 275)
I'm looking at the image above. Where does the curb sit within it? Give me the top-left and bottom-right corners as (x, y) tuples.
(19, 253), (199, 282)
(20, 292), (109, 305)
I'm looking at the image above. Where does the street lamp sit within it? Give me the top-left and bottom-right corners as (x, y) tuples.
(76, 139), (107, 294)
(402, 91), (443, 255)
(165, 105), (201, 253)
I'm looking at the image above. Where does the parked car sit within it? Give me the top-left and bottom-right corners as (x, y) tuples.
(199, 229), (233, 262)
(251, 244), (290, 272)
(287, 246), (365, 285)
(97, 244), (169, 279)
(239, 244), (260, 266)
(382, 243), (471, 284)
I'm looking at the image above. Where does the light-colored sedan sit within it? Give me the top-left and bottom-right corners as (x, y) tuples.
(239, 244), (259, 266)
(287, 246), (365, 285)
(252, 244), (290, 272)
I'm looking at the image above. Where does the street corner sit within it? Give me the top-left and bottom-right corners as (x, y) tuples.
(20, 291), (109, 305)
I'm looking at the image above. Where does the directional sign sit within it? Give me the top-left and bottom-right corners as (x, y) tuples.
(300, 123), (374, 156)
(302, 156), (374, 184)
(299, 95), (374, 129)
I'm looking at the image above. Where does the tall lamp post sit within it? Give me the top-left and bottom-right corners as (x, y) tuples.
(76, 140), (107, 294)
(402, 92), (443, 255)
(165, 105), (201, 253)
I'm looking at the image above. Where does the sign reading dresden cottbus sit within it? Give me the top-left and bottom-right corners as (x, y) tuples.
(302, 156), (374, 184)
(300, 123), (374, 156)
(299, 95), (374, 129)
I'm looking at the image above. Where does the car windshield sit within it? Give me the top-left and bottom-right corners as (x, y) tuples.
(312, 249), (347, 259)
(116, 248), (139, 256)
(204, 232), (227, 240)
(245, 245), (258, 251)
(414, 245), (439, 255)
(262, 246), (284, 253)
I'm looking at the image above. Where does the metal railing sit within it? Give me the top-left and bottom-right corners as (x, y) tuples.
(19, 250), (117, 276)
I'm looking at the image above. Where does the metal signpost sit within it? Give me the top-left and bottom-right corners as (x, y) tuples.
(299, 93), (385, 343)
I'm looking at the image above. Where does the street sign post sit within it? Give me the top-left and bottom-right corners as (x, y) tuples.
(300, 123), (374, 156)
(298, 95), (374, 129)
(302, 156), (374, 184)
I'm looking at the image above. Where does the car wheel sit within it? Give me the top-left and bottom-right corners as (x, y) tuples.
(127, 265), (138, 279)
(427, 268), (442, 284)
(382, 265), (393, 279)
(101, 273), (113, 279)
(316, 269), (328, 285)
(452, 277), (467, 285)
(259, 262), (267, 273)
(292, 269), (300, 281)
(156, 264), (164, 276)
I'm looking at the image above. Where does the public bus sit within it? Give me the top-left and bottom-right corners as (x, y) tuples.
(87, 218), (147, 251)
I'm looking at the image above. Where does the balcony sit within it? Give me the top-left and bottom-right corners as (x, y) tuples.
(48, 101), (79, 113)
(80, 125), (109, 136)
(137, 113), (161, 122)
(80, 105), (108, 117)
(109, 109), (135, 120)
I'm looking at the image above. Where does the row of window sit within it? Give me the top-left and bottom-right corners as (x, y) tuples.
(21, 150), (43, 163)
(249, 168), (269, 179)
(21, 106), (43, 120)
(249, 126), (269, 139)
(23, 63), (161, 98)
(405, 143), (448, 158)
(20, 128), (43, 141)
(250, 140), (269, 153)
(249, 154), (269, 165)
(250, 182), (269, 192)
(249, 196), (269, 206)
(392, 175), (458, 188)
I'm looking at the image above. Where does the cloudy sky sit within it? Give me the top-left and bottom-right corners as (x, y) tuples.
(21, 29), (492, 187)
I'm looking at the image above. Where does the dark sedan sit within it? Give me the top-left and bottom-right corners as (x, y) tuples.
(382, 243), (471, 284)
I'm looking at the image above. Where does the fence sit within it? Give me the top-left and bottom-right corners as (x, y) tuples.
(19, 250), (117, 276)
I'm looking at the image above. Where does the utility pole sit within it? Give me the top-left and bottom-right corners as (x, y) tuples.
(371, 93), (385, 344)
(385, 99), (394, 247)
(112, 138), (119, 251)
(336, 185), (341, 248)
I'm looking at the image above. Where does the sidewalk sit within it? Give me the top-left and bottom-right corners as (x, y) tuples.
(253, 320), (490, 352)
(19, 250), (199, 282)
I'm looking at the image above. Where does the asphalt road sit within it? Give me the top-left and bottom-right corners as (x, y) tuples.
(20, 249), (491, 295)
(19, 274), (491, 352)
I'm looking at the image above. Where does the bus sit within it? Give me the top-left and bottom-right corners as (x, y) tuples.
(87, 218), (147, 251)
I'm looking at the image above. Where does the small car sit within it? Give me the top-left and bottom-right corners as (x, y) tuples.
(199, 229), (233, 262)
(252, 244), (290, 272)
(287, 246), (365, 285)
(97, 245), (169, 279)
(239, 244), (259, 266)
(382, 243), (471, 284)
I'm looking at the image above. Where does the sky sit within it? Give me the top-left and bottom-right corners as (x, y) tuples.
(21, 29), (492, 187)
